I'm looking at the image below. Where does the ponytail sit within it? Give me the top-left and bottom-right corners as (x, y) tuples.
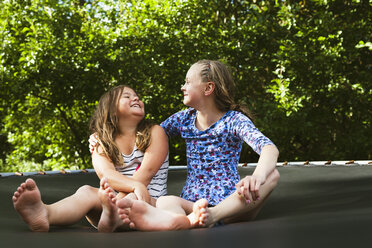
(194, 60), (254, 121)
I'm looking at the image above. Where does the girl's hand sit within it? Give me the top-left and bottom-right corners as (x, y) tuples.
(89, 133), (98, 154)
(235, 174), (265, 203)
(133, 182), (151, 204)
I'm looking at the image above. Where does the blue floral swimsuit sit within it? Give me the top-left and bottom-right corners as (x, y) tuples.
(161, 108), (274, 206)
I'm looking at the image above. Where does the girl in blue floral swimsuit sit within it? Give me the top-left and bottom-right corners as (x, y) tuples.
(117, 60), (280, 230)
(161, 108), (273, 207)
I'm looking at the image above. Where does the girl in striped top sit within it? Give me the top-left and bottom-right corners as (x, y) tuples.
(12, 85), (169, 233)
(116, 144), (168, 199)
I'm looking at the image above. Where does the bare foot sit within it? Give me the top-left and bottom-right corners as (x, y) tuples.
(187, 198), (209, 227)
(12, 178), (49, 232)
(117, 197), (191, 231)
(97, 178), (127, 232)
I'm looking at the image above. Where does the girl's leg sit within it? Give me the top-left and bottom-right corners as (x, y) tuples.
(155, 195), (209, 227)
(202, 169), (280, 226)
(116, 196), (208, 231)
(12, 178), (102, 232)
(47, 185), (102, 227)
(155, 195), (194, 215)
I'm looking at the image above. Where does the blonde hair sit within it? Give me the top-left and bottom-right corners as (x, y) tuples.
(89, 85), (154, 166)
(194, 60), (253, 120)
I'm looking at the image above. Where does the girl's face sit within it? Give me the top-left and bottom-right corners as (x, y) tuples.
(117, 87), (145, 119)
(181, 64), (206, 108)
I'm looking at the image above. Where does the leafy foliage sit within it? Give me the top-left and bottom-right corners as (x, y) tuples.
(0, 0), (371, 172)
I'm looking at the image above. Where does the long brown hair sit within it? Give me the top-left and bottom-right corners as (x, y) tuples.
(89, 85), (154, 166)
(193, 60), (254, 120)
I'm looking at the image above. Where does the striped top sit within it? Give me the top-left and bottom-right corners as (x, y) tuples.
(115, 145), (169, 199)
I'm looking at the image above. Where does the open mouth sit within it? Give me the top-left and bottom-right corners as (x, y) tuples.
(131, 104), (141, 108)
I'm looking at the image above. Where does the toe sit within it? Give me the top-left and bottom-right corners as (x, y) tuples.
(17, 187), (23, 194)
(25, 179), (36, 190)
(129, 222), (136, 229)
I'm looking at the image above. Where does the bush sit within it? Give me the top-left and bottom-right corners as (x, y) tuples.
(1, 0), (371, 171)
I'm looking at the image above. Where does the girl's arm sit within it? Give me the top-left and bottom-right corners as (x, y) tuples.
(252, 144), (279, 182)
(92, 149), (151, 203)
(236, 144), (279, 202)
(132, 125), (169, 186)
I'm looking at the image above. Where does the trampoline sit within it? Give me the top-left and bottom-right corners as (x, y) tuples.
(1, 163), (372, 248)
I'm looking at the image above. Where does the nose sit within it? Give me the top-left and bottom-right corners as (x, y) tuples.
(132, 95), (139, 101)
(181, 83), (186, 91)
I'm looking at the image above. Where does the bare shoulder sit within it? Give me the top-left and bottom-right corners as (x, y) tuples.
(147, 124), (168, 151)
(150, 124), (167, 138)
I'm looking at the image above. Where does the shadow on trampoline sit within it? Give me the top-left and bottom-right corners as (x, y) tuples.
(1, 166), (371, 248)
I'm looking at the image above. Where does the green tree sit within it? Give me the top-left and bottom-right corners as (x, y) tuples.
(1, 0), (371, 172)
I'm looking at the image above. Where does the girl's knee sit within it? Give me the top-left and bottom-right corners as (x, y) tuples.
(76, 185), (97, 196)
(269, 169), (280, 186)
(156, 195), (180, 208)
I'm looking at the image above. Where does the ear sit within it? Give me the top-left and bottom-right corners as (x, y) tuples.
(204, 82), (215, 96)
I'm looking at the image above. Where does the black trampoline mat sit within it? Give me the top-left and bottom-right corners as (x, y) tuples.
(1, 166), (372, 248)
